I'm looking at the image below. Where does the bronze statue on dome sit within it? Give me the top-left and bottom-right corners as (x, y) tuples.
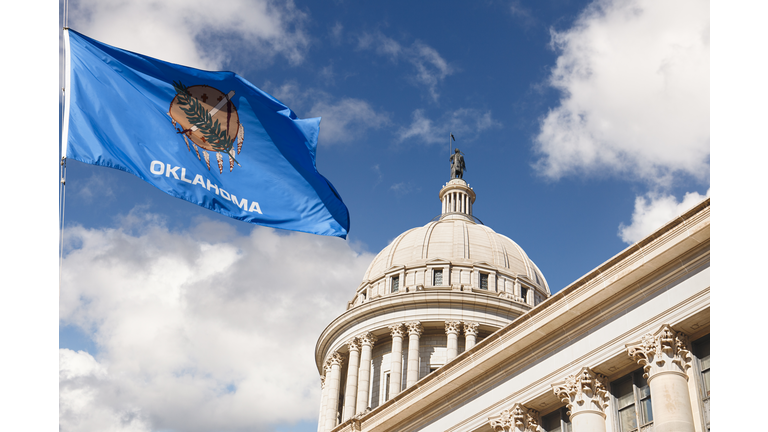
(450, 148), (465, 179)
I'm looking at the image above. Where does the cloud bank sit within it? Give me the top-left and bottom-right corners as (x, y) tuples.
(69, 0), (310, 70)
(60, 211), (373, 432)
(534, 0), (710, 187)
(618, 189), (709, 244)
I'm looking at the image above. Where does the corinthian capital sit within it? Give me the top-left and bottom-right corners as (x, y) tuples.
(347, 337), (361, 352)
(389, 323), (406, 339)
(626, 324), (691, 380)
(406, 321), (423, 336)
(325, 351), (344, 368)
(463, 322), (479, 336)
(445, 320), (462, 334)
(488, 403), (540, 432)
(358, 332), (378, 347)
(552, 367), (609, 419)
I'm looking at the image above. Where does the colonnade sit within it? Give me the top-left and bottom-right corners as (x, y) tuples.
(441, 190), (473, 215)
(489, 324), (697, 432)
(318, 320), (481, 432)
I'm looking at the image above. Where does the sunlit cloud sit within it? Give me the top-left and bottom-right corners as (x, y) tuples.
(69, 0), (310, 70)
(534, 0), (710, 187)
(60, 210), (374, 431)
(618, 189), (710, 244)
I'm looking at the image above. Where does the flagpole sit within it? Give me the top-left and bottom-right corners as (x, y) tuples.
(59, 26), (71, 288)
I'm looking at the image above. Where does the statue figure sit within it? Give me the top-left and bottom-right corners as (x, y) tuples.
(450, 148), (465, 179)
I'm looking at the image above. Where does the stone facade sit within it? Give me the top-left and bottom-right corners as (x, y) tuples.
(315, 178), (710, 432)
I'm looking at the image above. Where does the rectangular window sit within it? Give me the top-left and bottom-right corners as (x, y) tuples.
(433, 269), (443, 286)
(520, 287), (528, 303)
(391, 276), (399, 293)
(693, 335), (710, 430)
(541, 407), (571, 432)
(612, 369), (653, 432)
(383, 372), (391, 402)
(480, 273), (488, 290)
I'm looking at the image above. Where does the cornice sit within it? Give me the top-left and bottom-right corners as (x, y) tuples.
(334, 200), (710, 432)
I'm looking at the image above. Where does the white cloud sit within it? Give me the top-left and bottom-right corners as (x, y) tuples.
(60, 211), (374, 432)
(618, 189), (709, 244)
(357, 33), (453, 101)
(398, 108), (499, 144)
(69, 0), (310, 70)
(330, 22), (344, 45)
(534, 0), (710, 186)
(309, 98), (390, 144)
(262, 81), (390, 145)
(389, 182), (420, 195)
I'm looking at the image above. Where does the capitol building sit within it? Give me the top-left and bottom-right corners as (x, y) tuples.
(314, 174), (710, 432)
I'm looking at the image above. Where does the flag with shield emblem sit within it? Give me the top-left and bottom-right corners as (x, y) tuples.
(62, 29), (350, 238)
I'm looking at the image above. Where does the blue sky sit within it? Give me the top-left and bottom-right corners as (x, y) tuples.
(52, 1), (712, 431)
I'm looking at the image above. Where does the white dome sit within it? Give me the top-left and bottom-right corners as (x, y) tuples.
(361, 217), (548, 293)
(349, 179), (549, 307)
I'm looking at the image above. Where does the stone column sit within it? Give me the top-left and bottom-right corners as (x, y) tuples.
(464, 322), (479, 350)
(405, 321), (423, 388)
(355, 332), (377, 414)
(489, 403), (540, 432)
(445, 321), (462, 362)
(552, 367), (609, 432)
(323, 352), (344, 432)
(342, 338), (361, 422)
(317, 375), (327, 432)
(626, 324), (695, 432)
(389, 324), (406, 399)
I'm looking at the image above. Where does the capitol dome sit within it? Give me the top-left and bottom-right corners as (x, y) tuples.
(348, 178), (549, 309)
(362, 221), (548, 290)
(315, 172), (552, 427)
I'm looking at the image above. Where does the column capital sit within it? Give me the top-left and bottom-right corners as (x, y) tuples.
(326, 351), (344, 368)
(389, 323), (407, 339)
(626, 324), (691, 380)
(552, 367), (609, 419)
(406, 321), (423, 336)
(445, 320), (462, 335)
(358, 332), (378, 347)
(488, 403), (540, 432)
(463, 322), (479, 336)
(347, 337), (361, 352)
(320, 375), (326, 389)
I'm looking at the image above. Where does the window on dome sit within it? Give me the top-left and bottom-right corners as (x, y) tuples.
(520, 287), (528, 303)
(433, 269), (443, 286)
(611, 369), (652, 432)
(391, 276), (399, 293)
(479, 273), (488, 290)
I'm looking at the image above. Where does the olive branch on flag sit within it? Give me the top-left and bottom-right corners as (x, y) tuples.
(172, 81), (239, 166)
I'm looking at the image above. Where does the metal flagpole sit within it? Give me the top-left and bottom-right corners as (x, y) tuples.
(59, 20), (71, 288)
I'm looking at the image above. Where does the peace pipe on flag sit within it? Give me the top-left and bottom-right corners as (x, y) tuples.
(62, 29), (350, 238)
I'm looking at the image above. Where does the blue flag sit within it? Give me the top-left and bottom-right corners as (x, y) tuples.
(63, 29), (350, 238)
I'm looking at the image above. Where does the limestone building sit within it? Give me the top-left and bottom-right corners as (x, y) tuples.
(314, 176), (710, 432)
